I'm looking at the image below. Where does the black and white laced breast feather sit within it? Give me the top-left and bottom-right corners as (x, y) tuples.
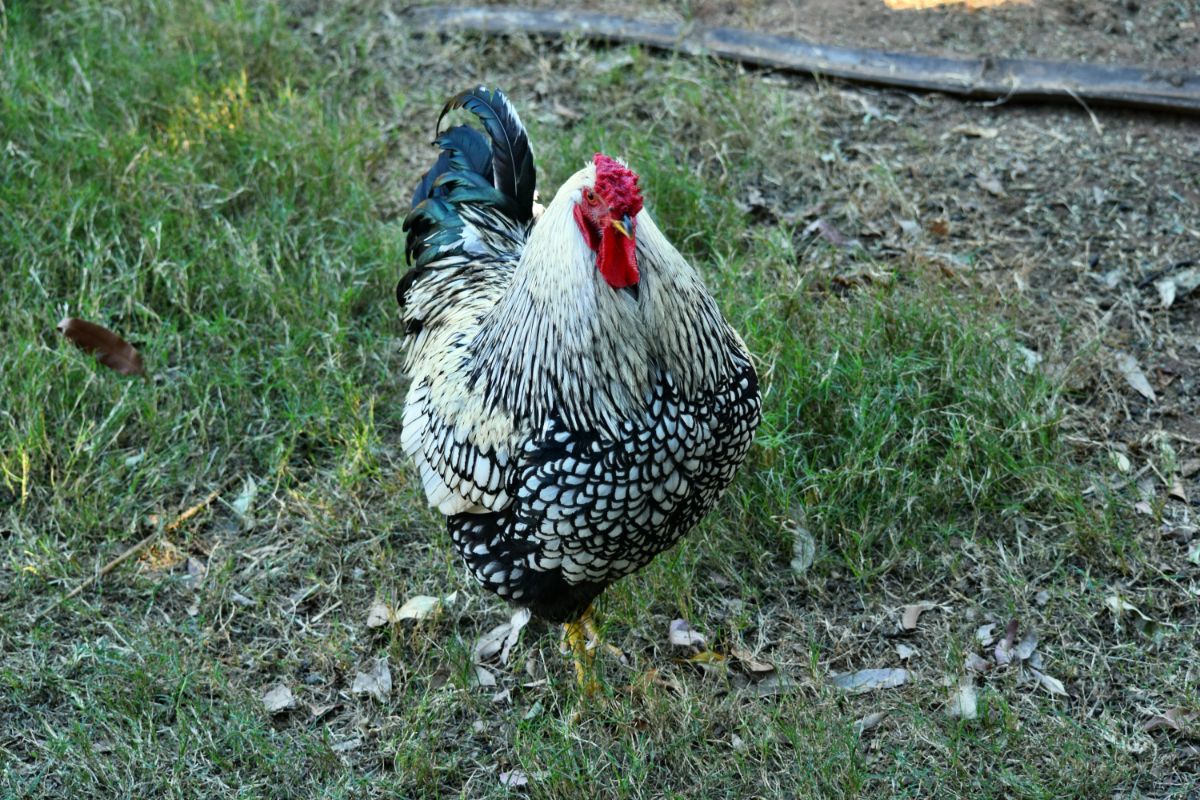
(448, 358), (760, 623)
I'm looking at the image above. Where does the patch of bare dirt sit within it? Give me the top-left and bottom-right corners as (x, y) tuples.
(476, 0), (1200, 71)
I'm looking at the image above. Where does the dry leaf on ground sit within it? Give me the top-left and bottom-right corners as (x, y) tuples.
(395, 594), (442, 621)
(789, 525), (816, 575)
(731, 647), (774, 673)
(351, 658), (392, 702)
(473, 608), (531, 665)
(900, 602), (937, 631)
(947, 682), (978, 720)
(1029, 667), (1068, 696)
(831, 668), (909, 694)
(1141, 708), (1198, 733)
(499, 770), (529, 788)
(365, 600), (392, 629)
(262, 684), (296, 714)
(668, 619), (707, 648)
(1114, 352), (1156, 402)
(854, 711), (888, 735)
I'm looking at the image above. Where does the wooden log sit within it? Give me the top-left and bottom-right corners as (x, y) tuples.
(402, 6), (1200, 115)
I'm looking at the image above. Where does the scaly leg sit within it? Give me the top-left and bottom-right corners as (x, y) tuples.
(581, 608), (627, 663)
(562, 611), (599, 694)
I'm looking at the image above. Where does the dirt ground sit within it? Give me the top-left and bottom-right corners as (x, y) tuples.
(484, 0), (1200, 70)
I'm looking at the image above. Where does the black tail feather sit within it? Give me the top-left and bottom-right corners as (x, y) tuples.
(438, 86), (535, 224)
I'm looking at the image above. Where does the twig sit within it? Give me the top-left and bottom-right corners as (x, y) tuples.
(404, 5), (1200, 115)
(34, 481), (232, 621)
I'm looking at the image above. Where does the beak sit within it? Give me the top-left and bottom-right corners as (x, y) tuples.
(610, 214), (634, 239)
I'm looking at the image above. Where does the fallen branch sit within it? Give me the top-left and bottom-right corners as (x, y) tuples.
(35, 481), (232, 621)
(404, 6), (1200, 115)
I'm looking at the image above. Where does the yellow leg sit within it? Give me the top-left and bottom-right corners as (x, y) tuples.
(562, 606), (600, 695)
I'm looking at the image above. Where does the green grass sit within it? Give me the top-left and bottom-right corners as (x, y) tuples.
(2, 2), (1196, 799)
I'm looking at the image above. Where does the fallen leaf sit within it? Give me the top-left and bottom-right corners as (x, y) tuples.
(668, 619), (707, 648)
(790, 526), (816, 575)
(1104, 595), (1149, 620)
(993, 619), (1019, 666)
(1188, 541), (1200, 566)
(231, 476), (258, 522)
(975, 623), (997, 647)
(1154, 267), (1200, 308)
(1141, 708), (1198, 733)
(731, 733), (747, 750)
(731, 647), (775, 673)
(1029, 667), (1068, 696)
(472, 664), (497, 688)
(895, 643), (917, 661)
(802, 218), (854, 248)
(262, 684), (296, 714)
(687, 650), (727, 666)
(854, 710), (888, 735)
(747, 671), (798, 696)
(474, 608), (530, 665)
(57, 317), (145, 376)
(964, 653), (991, 674)
(1168, 477), (1189, 503)
(927, 218), (950, 237)
(365, 600), (392, 629)
(900, 602), (936, 631)
(947, 682), (978, 720)
(1014, 630), (1038, 661)
(1180, 459), (1200, 478)
(499, 770), (528, 788)
(395, 594), (441, 621)
(830, 668), (909, 694)
(351, 658), (392, 702)
(951, 123), (999, 139)
(976, 174), (1005, 197)
(1134, 500), (1153, 516)
(1114, 352), (1156, 402)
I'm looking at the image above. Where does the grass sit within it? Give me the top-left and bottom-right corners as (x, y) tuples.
(2, 2), (1197, 798)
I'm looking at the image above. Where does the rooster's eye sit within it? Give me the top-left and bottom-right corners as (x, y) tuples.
(584, 189), (598, 205)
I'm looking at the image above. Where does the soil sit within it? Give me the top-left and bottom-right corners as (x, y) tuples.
(480, 0), (1200, 71)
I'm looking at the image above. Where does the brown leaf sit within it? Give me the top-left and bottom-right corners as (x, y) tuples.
(731, 647), (775, 674)
(1141, 708), (1198, 733)
(1168, 476), (1189, 503)
(57, 317), (145, 376)
(927, 218), (951, 237)
(900, 602), (936, 631)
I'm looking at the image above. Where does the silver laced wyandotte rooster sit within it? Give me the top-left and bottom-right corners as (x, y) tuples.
(397, 87), (760, 690)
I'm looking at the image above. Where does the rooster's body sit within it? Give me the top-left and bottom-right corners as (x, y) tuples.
(398, 88), (760, 628)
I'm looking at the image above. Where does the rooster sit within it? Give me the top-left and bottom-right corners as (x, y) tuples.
(398, 87), (760, 686)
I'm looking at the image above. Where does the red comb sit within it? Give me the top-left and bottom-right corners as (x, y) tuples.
(593, 153), (643, 218)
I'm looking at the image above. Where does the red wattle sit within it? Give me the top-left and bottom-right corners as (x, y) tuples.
(598, 224), (639, 289)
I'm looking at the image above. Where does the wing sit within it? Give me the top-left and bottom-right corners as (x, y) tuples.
(398, 88), (537, 515)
